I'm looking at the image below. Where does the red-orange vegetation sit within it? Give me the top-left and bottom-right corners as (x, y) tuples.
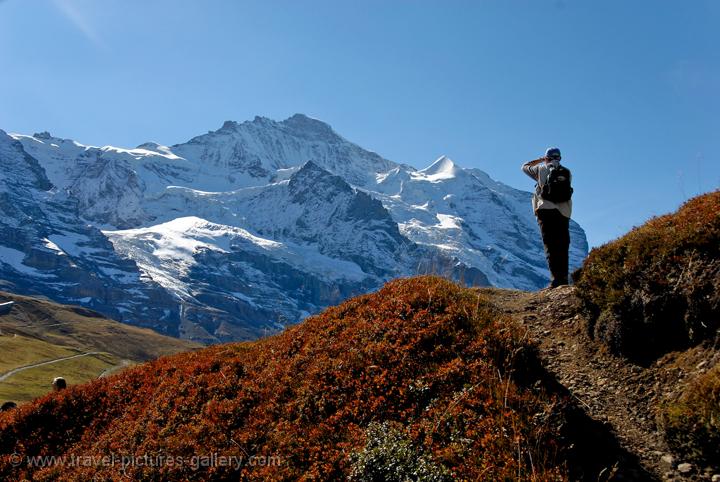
(0, 276), (567, 480)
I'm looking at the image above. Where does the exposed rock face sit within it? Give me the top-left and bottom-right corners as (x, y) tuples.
(0, 116), (588, 342)
(0, 130), (180, 336)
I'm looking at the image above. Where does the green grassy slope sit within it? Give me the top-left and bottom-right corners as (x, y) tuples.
(0, 291), (200, 403)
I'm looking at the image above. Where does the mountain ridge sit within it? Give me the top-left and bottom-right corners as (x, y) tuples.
(1, 115), (588, 342)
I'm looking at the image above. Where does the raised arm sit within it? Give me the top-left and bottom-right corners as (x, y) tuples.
(521, 157), (545, 180)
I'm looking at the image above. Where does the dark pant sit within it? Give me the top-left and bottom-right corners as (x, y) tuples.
(536, 208), (570, 287)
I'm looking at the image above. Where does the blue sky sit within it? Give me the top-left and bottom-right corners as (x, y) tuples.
(1, 0), (718, 247)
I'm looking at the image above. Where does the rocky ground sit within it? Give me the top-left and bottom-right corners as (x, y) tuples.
(478, 286), (720, 482)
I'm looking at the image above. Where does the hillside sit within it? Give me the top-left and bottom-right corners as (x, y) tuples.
(0, 291), (200, 404)
(0, 276), (617, 481)
(574, 191), (720, 362)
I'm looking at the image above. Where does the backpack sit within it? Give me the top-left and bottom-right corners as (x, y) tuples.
(540, 165), (573, 203)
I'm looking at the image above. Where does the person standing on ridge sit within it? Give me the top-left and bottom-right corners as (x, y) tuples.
(521, 147), (573, 288)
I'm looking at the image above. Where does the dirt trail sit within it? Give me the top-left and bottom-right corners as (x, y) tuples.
(479, 286), (720, 481)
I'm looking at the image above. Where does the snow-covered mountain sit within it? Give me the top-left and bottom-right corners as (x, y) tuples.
(0, 130), (180, 331)
(0, 115), (588, 342)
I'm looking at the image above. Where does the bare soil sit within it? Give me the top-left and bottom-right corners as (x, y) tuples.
(478, 286), (720, 481)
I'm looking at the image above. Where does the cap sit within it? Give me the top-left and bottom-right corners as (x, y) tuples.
(545, 147), (561, 160)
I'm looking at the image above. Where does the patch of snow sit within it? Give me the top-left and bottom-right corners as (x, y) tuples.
(0, 245), (55, 278)
(411, 202), (430, 211)
(435, 214), (463, 230)
(43, 238), (66, 255)
(48, 233), (104, 257)
(100, 144), (182, 161)
(273, 166), (301, 182)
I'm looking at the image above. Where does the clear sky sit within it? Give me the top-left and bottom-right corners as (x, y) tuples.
(1, 0), (718, 247)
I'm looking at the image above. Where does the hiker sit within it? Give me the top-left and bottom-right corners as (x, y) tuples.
(521, 147), (573, 288)
(52, 377), (67, 391)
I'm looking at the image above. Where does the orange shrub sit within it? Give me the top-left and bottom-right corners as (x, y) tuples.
(0, 276), (567, 480)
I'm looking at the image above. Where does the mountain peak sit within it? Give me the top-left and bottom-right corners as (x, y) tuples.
(423, 155), (456, 172)
(220, 120), (238, 130)
(415, 155), (459, 181)
(33, 131), (53, 140)
(281, 114), (336, 139)
(218, 118), (273, 132)
(212, 115), (334, 138)
(291, 159), (341, 183)
(251, 116), (273, 125)
(287, 113), (314, 122)
(288, 160), (353, 201)
(136, 141), (162, 150)
(298, 159), (322, 172)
